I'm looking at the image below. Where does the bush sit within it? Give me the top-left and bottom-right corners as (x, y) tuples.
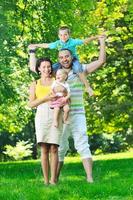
(101, 133), (129, 153)
(4, 140), (33, 161)
(89, 132), (129, 155)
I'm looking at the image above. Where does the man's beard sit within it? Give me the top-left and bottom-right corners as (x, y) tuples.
(61, 62), (73, 69)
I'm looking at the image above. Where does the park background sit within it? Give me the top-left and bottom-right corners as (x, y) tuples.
(0, 0), (133, 199)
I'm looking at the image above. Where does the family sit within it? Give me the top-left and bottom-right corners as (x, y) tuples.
(28, 26), (106, 185)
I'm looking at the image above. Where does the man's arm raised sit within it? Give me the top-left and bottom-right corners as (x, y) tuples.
(85, 36), (106, 74)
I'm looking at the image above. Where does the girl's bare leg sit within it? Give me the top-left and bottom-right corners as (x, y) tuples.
(53, 107), (60, 127)
(49, 144), (58, 184)
(63, 104), (70, 124)
(40, 143), (50, 185)
(78, 72), (94, 96)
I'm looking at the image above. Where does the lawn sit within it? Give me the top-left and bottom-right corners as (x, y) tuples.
(0, 152), (133, 200)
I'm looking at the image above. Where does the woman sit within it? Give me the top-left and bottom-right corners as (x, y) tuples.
(28, 57), (63, 185)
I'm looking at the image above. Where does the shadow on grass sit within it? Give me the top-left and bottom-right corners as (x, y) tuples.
(62, 157), (133, 175)
(63, 158), (133, 184)
(0, 161), (41, 180)
(0, 157), (133, 181)
(58, 158), (133, 199)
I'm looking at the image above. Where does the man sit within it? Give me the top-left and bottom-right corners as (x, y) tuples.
(28, 35), (106, 183)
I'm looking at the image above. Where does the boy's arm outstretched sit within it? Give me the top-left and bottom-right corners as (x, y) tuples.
(28, 43), (49, 49)
(83, 35), (99, 44)
(83, 33), (106, 44)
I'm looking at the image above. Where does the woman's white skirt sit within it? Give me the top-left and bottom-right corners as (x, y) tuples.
(35, 103), (63, 145)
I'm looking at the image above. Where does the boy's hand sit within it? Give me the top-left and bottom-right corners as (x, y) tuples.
(28, 44), (37, 49)
(90, 34), (106, 41)
(98, 34), (106, 39)
(91, 35), (99, 40)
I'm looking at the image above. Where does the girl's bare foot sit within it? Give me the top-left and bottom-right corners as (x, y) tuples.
(63, 120), (69, 125)
(53, 121), (58, 127)
(87, 87), (94, 97)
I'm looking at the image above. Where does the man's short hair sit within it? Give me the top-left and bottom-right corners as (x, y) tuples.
(59, 48), (72, 56)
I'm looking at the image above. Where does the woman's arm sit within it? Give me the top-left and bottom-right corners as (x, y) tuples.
(28, 45), (37, 73)
(28, 82), (56, 108)
(28, 51), (37, 72)
(28, 43), (49, 72)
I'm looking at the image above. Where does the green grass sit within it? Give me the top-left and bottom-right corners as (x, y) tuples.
(0, 152), (133, 200)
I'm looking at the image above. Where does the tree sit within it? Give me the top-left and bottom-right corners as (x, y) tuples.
(0, 0), (132, 157)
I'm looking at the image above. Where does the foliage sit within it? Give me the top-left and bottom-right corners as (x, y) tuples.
(89, 132), (131, 154)
(0, 0), (33, 133)
(84, 0), (133, 145)
(0, 0), (133, 156)
(69, 129), (132, 155)
(4, 140), (33, 161)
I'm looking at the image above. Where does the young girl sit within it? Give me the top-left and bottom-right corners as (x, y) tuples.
(50, 69), (70, 127)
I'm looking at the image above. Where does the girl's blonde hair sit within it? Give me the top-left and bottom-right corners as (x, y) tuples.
(56, 69), (68, 80)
